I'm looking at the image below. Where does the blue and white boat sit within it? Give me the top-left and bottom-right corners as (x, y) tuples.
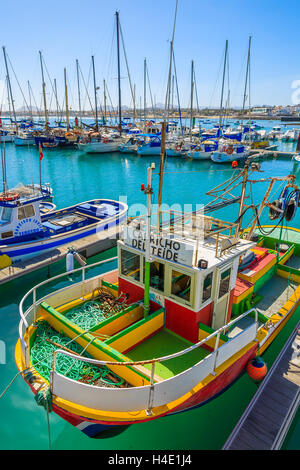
(137, 135), (161, 156)
(186, 139), (218, 160)
(0, 191), (127, 263)
(211, 141), (250, 163)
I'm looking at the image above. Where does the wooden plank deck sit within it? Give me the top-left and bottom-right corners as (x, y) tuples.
(0, 225), (121, 286)
(223, 320), (300, 450)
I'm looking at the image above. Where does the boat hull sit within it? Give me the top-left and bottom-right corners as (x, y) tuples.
(0, 199), (127, 262)
(211, 152), (248, 163)
(14, 137), (36, 146)
(78, 142), (120, 153)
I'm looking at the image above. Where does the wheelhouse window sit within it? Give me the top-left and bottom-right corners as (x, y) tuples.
(18, 205), (35, 220)
(202, 272), (213, 303)
(120, 249), (141, 282)
(218, 268), (231, 299)
(171, 269), (191, 302)
(0, 207), (12, 223)
(143, 258), (165, 292)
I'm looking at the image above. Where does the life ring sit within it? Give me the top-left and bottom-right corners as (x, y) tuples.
(195, 146), (201, 151)
(226, 146), (233, 155)
(103, 137), (109, 144)
(176, 145), (181, 151)
(0, 191), (20, 202)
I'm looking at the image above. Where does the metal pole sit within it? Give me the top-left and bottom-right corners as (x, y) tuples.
(3, 47), (17, 132)
(39, 51), (48, 132)
(157, 121), (167, 230)
(76, 59), (82, 126)
(64, 68), (69, 131)
(144, 163), (155, 317)
(190, 60), (194, 141)
(144, 58), (147, 131)
(116, 11), (122, 137)
(91, 56), (98, 132)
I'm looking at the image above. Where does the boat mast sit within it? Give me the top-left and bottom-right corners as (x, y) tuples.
(2, 47), (17, 132)
(54, 79), (60, 125)
(116, 11), (122, 137)
(219, 40), (228, 133)
(103, 79), (107, 125)
(144, 58), (147, 131)
(190, 60), (194, 140)
(27, 80), (33, 122)
(241, 36), (251, 133)
(39, 51), (48, 132)
(91, 55), (98, 132)
(76, 59), (82, 127)
(144, 162), (155, 317)
(64, 68), (70, 130)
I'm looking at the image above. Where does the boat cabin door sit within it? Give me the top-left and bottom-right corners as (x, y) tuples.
(211, 265), (232, 330)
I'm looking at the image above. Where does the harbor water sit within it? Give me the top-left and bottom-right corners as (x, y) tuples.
(0, 120), (299, 449)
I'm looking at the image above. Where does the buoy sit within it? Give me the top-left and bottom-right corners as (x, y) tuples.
(0, 254), (12, 269)
(66, 250), (74, 273)
(232, 160), (238, 168)
(247, 356), (267, 382)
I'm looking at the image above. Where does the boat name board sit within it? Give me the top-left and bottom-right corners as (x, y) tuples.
(124, 226), (194, 266)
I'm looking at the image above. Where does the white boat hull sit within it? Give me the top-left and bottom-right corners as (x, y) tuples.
(78, 142), (120, 153)
(187, 150), (212, 160)
(211, 151), (248, 163)
(14, 136), (36, 146)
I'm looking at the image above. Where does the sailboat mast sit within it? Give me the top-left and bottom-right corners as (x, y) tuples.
(91, 55), (98, 132)
(144, 58), (147, 131)
(103, 79), (107, 125)
(3, 47), (17, 132)
(76, 59), (82, 126)
(190, 60), (194, 140)
(27, 80), (33, 122)
(241, 36), (251, 130)
(219, 40), (228, 132)
(64, 68), (70, 130)
(116, 11), (122, 136)
(54, 79), (60, 125)
(39, 51), (48, 132)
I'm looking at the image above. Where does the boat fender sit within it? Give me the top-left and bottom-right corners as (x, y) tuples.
(246, 356), (267, 382)
(0, 254), (12, 269)
(66, 250), (74, 273)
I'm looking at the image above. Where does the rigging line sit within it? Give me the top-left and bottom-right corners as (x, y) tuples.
(119, 22), (135, 109)
(146, 63), (155, 117)
(172, 48), (183, 134)
(42, 56), (62, 116)
(79, 63), (95, 119)
(193, 67), (200, 114)
(105, 83), (116, 122)
(28, 82), (41, 121)
(164, 0), (179, 114)
(6, 53), (30, 113)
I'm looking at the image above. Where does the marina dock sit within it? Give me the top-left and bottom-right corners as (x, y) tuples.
(223, 320), (300, 450)
(0, 225), (121, 286)
(249, 147), (296, 160)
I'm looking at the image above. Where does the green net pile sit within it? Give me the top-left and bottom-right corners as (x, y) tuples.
(64, 299), (124, 330)
(30, 321), (125, 387)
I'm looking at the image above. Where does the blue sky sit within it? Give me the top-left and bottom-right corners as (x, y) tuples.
(0, 0), (299, 111)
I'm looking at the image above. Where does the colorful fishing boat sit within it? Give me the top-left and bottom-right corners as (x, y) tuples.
(0, 193), (127, 263)
(15, 164), (300, 437)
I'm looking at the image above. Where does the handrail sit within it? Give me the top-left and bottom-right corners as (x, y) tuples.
(51, 308), (258, 369)
(19, 255), (118, 329)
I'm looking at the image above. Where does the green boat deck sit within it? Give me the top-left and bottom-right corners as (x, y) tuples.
(127, 328), (210, 379)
